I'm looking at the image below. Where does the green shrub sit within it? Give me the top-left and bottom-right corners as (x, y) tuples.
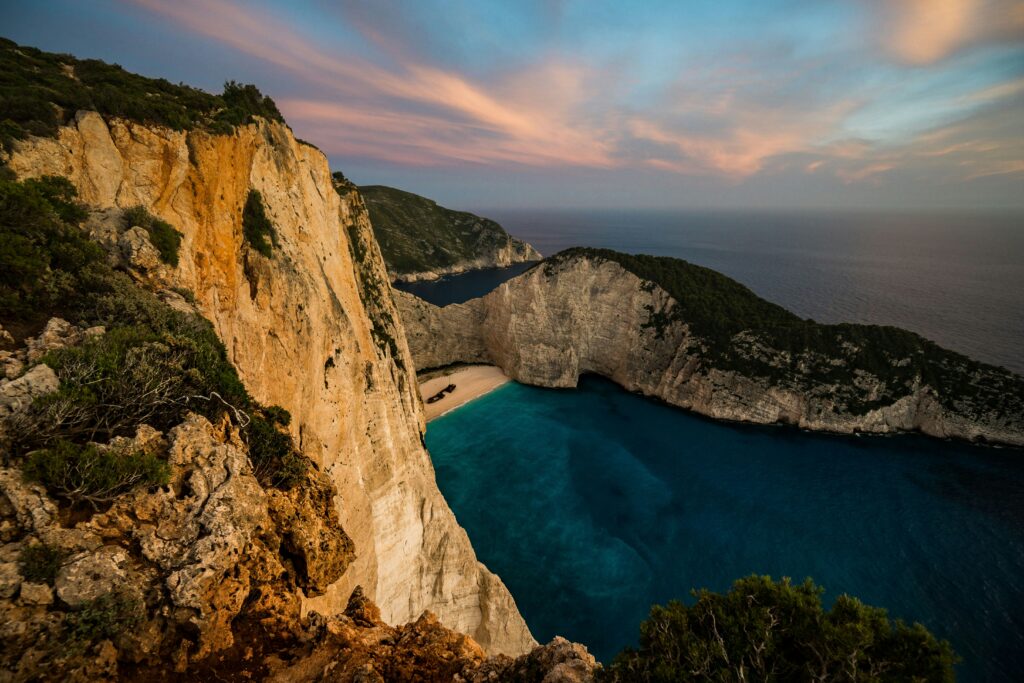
(603, 575), (956, 683)
(0, 177), (103, 319)
(0, 37), (285, 150)
(17, 543), (65, 585)
(22, 175), (87, 224)
(219, 81), (283, 125)
(65, 591), (141, 645)
(245, 413), (306, 489)
(123, 205), (182, 266)
(23, 439), (170, 506)
(242, 189), (278, 257)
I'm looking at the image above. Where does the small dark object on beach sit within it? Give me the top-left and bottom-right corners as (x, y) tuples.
(425, 383), (457, 404)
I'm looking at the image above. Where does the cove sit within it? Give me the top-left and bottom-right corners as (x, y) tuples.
(426, 375), (1024, 682)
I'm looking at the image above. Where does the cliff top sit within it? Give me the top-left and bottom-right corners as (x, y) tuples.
(0, 37), (284, 153)
(358, 184), (539, 278)
(541, 247), (1024, 420)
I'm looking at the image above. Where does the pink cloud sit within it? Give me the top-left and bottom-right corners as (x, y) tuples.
(870, 0), (1024, 65)
(122, 0), (1024, 187)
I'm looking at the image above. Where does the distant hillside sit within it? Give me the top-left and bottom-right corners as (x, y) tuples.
(357, 184), (540, 282)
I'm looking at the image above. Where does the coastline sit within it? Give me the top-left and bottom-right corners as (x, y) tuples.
(420, 365), (510, 421)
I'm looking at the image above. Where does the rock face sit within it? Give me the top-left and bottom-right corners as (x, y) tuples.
(395, 255), (1024, 447)
(1, 413), (347, 678)
(8, 112), (534, 655)
(359, 184), (541, 282)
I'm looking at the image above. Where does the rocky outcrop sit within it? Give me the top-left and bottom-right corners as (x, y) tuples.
(268, 588), (599, 683)
(396, 255), (1024, 447)
(8, 112), (534, 655)
(358, 184), (541, 283)
(0, 412), (353, 678)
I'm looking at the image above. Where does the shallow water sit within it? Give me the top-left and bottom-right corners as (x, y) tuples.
(426, 376), (1024, 682)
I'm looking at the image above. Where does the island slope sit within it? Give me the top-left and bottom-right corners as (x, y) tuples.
(358, 184), (540, 282)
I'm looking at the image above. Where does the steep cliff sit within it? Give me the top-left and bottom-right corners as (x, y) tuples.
(396, 251), (1024, 446)
(5, 111), (535, 655)
(358, 184), (541, 282)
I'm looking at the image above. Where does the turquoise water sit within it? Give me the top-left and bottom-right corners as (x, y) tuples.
(426, 376), (1024, 681)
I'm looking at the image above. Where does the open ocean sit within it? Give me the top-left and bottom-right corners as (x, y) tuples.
(405, 209), (1024, 373)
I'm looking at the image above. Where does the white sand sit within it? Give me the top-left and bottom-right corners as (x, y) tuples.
(420, 365), (510, 421)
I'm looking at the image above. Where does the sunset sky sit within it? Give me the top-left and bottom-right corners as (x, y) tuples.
(4, 0), (1023, 210)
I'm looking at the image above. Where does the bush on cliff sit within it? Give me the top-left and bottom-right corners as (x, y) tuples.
(242, 189), (279, 257)
(123, 205), (183, 267)
(23, 439), (170, 506)
(603, 575), (956, 683)
(18, 543), (66, 585)
(65, 591), (142, 646)
(0, 176), (101, 319)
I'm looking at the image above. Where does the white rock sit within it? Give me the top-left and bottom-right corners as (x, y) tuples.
(55, 546), (131, 607)
(8, 113), (536, 656)
(26, 318), (82, 363)
(0, 364), (58, 418)
(119, 225), (163, 272)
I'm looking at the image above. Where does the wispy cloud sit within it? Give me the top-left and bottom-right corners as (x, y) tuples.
(122, 0), (1024, 190)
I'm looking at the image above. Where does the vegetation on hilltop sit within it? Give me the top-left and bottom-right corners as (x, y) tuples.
(0, 175), (305, 492)
(0, 37), (284, 153)
(357, 184), (537, 277)
(544, 248), (1024, 418)
(603, 576), (956, 682)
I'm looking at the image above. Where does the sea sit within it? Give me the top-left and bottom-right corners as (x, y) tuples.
(409, 210), (1024, 681)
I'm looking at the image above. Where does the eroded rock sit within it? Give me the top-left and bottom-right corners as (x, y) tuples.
(0, 364), (58, 419)
(55, 546), (131, 607)
(119, 225), (162, 272)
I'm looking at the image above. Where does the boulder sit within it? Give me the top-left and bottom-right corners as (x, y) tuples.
(25, 318), (82, 363)
(19, 582), (53, 606)
(0, 364), (58, 420)
(55, 546), (131, 607)
(119, 225), (162, 272)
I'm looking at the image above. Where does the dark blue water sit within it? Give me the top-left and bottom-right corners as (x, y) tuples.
(410, 210), (1024, 373)
(427, 376), (1024, 682)
(393, 261), (537, 306)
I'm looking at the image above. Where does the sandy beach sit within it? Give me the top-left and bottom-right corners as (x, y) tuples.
(420, 365), (510, 421)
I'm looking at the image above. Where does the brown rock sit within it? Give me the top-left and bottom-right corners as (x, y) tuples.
(19, 581), (53, 606)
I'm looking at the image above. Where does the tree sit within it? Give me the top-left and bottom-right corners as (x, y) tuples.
(603, 575), (956, 682)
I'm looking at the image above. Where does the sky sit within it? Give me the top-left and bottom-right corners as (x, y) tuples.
(3, 0), (1024, 211)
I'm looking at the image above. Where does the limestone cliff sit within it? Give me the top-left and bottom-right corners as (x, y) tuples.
(6, 112), (535, 655)
(358, 184), (541, 282)
(396, 252), (1024, 447)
